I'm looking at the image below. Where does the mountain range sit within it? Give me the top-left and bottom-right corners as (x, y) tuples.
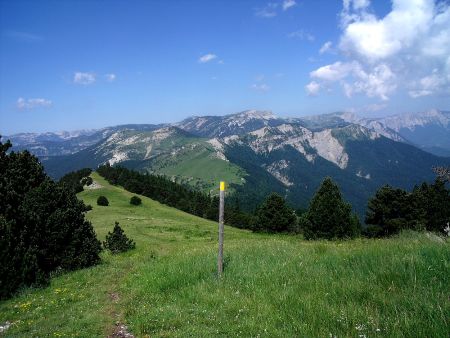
(4, 109), (450, 217)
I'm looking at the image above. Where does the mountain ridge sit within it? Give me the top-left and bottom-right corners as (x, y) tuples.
(5, 108), (450, 157)
(4, 109), (449, 217)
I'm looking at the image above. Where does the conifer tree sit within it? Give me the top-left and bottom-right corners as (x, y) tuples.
(304, 177), (360, 239)
(255, 193), (297, 233)
(103, 222), (136, 254)
(0, 138), (101, 299)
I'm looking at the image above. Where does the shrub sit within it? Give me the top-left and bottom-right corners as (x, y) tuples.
(304, 177), (360, 240)
(0, 138), (101, 299)
(103, 222), (136, 254)
(97, 195), (109, 206)
(130, 195), (142, 205)
(255, 193), (297, 233)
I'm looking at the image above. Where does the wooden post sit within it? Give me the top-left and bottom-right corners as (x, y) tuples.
(218, 181), (225, 277)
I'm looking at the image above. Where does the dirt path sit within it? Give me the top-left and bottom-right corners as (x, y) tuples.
(105, 291), (135, 338)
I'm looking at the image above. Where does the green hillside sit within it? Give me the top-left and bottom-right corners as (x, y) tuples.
(131, 138), (246, 194)
(0, 173), (448, 337)
(43, 128), (246, 194)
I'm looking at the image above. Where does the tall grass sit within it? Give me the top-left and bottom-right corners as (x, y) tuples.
(0, 173), (448, 337)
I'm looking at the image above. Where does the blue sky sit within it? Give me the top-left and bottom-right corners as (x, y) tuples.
(1, 0), (449, 134)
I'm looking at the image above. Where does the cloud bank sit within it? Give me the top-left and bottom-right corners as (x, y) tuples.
(306, 0), (450, 100)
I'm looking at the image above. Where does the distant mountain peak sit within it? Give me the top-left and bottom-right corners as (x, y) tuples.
(231, 110), (276, 120)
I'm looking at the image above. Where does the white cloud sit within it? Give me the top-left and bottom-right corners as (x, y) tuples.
(342, 63), (397, 100)
(198, 54), (218, 63)
(73, 72), (96, 85)
(105, 73), (116, 82)
(282, 0), (296, 11)
(310, 61), (357, 82)
(255, 3), (278, 18)
(408, 69), (448, 97)
(256, 1), (296, 18)
(288, 30), (315, 41)
(251, 83), (270, 92)
(305, 81), (321, 96)
(308, 0), (450, 100)
(343, 0), (370, 11)
(310, 61), (396, 100)
(17, 97), (52, 110)
(319, 41), (333, 54)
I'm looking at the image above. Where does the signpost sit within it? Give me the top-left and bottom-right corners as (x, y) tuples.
(218, 181), (225, 277)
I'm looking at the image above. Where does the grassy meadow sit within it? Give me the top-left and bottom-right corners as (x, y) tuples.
(0, 172), (449, 337)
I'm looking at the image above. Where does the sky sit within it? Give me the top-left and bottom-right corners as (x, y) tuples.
(1, 0), (449, 135)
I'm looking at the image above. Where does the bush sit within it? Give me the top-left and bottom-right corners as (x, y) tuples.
(103, 222), (136, 254)
(254, 193), (297, 233)
(304, 177), (360, 240)
(97, 195), (109, 206)
(0, 138), (101, 299)
(130, 195), (142, 205)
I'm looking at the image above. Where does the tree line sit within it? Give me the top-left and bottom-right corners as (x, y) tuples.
(364, 177), (450, 237)
(96, 163), (253, 227)
(96, 163), (450, 239)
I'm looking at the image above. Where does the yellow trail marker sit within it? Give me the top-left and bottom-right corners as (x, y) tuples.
(218, 181), (225, 277)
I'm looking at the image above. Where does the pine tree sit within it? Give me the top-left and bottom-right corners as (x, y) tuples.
(365, 185), (424, 236)
(103, 222), (136, 254)
(304, 177), (360, 239)
(413, 179), (450, 233)
(365, 172), (450, 237)
(255, 193), (297, 233)
(0, 138), (101, 299)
